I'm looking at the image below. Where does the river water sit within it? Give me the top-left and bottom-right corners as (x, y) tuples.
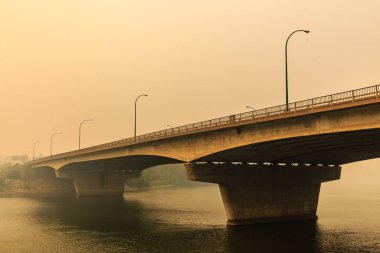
(1, 166), (380, 253)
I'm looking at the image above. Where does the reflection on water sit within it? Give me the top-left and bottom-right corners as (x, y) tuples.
(225, 221), (319, 252)
(1, 184), (380, 252)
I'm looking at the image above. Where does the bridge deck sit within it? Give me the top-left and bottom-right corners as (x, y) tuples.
(29, 84), (380, 164)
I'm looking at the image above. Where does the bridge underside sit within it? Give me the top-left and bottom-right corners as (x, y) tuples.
(56, 155), (182, 197)
(194, 128), (380, 165)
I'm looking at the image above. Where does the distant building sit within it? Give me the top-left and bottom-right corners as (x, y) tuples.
(0, 155), (29, 165)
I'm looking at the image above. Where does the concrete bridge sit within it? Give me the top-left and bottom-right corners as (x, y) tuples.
(27, 84), (380, 225)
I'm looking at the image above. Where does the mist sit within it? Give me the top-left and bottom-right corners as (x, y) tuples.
(1, 1), (380, 252)
(1, 0), (379, 157)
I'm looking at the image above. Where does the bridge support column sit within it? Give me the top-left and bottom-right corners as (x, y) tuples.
(185, 163), (341, 225)
(56, 168), (141, 197)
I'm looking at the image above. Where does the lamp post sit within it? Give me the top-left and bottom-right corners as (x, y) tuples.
(134, 94), (148, 137)
(246, 106), (256, 118)
(285, 29), (310, 111)
(79, 119), (94, 150)
(50, 132), (63, 156)
(32, 141), (39, 160)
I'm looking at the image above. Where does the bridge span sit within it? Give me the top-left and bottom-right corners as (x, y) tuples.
(27, 84), (380, 225)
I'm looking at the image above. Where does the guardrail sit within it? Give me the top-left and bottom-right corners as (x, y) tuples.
(31, 84), (380, 162)
(108, 84), (380, 145)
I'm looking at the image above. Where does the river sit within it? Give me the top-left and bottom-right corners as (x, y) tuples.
(1, 166), (380, 252)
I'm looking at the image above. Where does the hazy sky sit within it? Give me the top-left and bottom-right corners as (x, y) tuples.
(1, 0), (379, 157)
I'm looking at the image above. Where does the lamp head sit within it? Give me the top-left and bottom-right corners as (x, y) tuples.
(303, 30), (310, 33)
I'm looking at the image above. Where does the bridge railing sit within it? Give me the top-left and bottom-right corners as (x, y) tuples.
(33, 84), (380, 161)
(95, 84), (380, 150)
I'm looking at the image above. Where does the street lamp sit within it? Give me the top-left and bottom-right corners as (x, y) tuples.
(285, 29), (310, 111)
(246, 106), (256, 118)
(79, 119), (94, 150)
(50, 132), (63, 156)
(134, 94), (148, 137)
(32, 141), (39, 160)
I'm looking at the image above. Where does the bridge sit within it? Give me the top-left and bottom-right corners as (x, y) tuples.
(27, 84), (380, 225)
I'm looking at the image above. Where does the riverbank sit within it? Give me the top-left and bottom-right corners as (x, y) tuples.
(124, 182), (208, 192)
(0, 178), (75, 197)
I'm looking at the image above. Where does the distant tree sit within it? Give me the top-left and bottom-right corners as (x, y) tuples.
(6, 169), (21, 179)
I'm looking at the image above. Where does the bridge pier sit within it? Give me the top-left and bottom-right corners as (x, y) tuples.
(56, 168), (141, 197)
(185, 163), (341, 225)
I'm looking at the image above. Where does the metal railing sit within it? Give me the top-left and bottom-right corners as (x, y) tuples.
(31, 84), (380, 162)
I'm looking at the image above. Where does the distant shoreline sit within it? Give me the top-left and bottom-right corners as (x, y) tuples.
(0, 180), (210, 198)
(0, 191), (75, 198)
(0, 178), (75, 197)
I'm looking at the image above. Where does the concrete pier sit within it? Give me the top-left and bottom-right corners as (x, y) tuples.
(185, 163), (341, 225)
(56, 168), (141, 197)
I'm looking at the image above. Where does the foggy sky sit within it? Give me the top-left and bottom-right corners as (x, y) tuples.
(1, 0), (379, 157)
